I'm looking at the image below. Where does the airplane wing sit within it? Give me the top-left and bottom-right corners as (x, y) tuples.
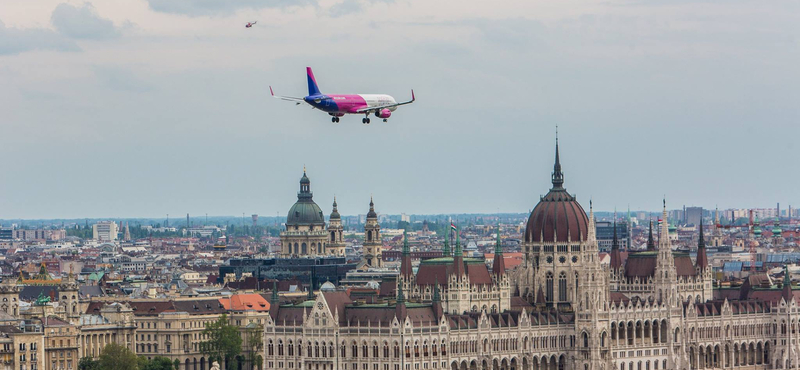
(270, 86), (305, 104)
(355, 90), (415, 113)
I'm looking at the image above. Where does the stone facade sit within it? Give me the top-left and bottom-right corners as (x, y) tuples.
(262, 142), (800, 370)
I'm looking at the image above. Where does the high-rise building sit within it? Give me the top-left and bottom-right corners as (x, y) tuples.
(596, 221), (629, 250)
(685, 206), (703, 226)
(92, 221), (118, 241)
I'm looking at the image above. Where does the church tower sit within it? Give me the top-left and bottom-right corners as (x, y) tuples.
(0, 277), (20, 317)
(327, 197), (346, 256)
(59, 265), (80, 321)
(363, 197), (382, 267)
(280, 170), (328, 257)
(654, 200), (678, 304)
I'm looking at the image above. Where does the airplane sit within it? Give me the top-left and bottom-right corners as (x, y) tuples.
(245, 21), (257, 28)
(270, 67), (414, 124)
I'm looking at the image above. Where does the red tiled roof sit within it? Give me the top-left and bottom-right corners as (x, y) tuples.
(219, 294), (270, 311)
(623, 252), (697, 278)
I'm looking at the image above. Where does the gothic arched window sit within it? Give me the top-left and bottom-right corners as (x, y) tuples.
(558, 272), (567, 302)
(546, 272), (554, 302)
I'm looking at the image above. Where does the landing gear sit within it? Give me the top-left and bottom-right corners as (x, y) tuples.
(362, 118), (371, 124)
(331, 117), (340, 123)
(383, 119), (387, 122)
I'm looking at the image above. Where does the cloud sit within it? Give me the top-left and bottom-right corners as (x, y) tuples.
(329, 0), (363, 17)
(51, 2), (120, 39)
(328, 0), (395, 17)
(93, 66), (154, 93)
(146, 0), (317, 17)
(0, 19), (80, 55)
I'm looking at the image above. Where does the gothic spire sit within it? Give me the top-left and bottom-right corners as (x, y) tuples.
(494, 222), (502, 254)
(271, 281), (279, 303)
(397, 283), (405, 304)
(647, 219), (655, 251)
(612, 212), (619, 250)
(454, 226), (462, 257)
(492, 222), (506, 276)
(432, 278), (441, 302)
(442, 228), (451, 257)
(610, 210), (623, 269)
(696, 219), (708, 269)
(782, 265), (794, 303)
(551, 132), (564, 190)
(403, 229), (410, 255)
(400, 230), (413, 277)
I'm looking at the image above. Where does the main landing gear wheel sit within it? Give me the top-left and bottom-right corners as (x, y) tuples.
(362, 118), (371, 124)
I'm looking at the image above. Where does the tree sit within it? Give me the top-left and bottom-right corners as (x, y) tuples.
(201, 314), (242, 370)
(243, 324), (264, 370)
(78, 357), (99, 370)
(97, 343), (138, 370)
(139, 356), (175, 370)
(173, 359), (181, 370)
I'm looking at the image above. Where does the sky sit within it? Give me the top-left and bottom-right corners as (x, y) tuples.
(0, 0), (798, 219)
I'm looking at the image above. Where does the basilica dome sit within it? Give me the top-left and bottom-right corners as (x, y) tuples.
(286, 171), (325, 226)
(524, 142), (589, 243)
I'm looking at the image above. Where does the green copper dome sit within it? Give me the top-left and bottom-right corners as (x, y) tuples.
(287, 171), (325, 226)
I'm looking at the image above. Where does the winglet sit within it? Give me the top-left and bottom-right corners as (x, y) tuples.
(411, 89), (415, 102)
(269, 86), (274, 96)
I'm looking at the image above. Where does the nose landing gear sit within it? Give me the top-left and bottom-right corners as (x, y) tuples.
(362, 118), (371, 124)
(331, 117), (340, 123)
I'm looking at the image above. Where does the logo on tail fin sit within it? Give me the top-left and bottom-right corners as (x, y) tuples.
(307, 67), (321, 96)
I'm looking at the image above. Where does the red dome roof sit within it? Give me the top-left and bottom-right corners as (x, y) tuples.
(525, 190), (589, 243)
(524, 141), (589, 243)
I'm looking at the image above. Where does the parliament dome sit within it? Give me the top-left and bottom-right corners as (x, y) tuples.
(287, 171), (325, 226)
(524, 141), (589, 243)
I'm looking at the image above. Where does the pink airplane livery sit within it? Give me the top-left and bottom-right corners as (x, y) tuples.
(270, 67), (415, 124)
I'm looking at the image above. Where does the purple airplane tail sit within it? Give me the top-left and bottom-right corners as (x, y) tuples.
(307, 67), (321, 96)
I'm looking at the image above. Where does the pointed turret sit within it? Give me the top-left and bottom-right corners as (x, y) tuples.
(452, 226), (465, 277)
(782, 265), (794, 303)
(551, 133), (564, 190)
(535, 285), (546, 307)
(492, 223), (506, 276)
(442, 229), (451, 257)
(307, 273), (315, 300)
(696, 219), (709, 270)
(454, 227), (462, 257)
(271, 281), (279, 304)
(431, 278), (443, 319)
(400, 230), (414, 277)
(395, 283), (407, 320)
(647, 220), (655, 251)
(330, 197), (341, 220)
(587, 200), (597, 243)
(269, 281), (281, 318)
(659, 200), (670, 249)
(610, 214), (623, 269)
(367, 196), (377, 219)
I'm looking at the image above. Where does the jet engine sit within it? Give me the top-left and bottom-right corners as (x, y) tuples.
(376, 109), (392, 119)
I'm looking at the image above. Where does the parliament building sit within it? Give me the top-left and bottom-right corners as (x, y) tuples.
(263, 141), (800, 370)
